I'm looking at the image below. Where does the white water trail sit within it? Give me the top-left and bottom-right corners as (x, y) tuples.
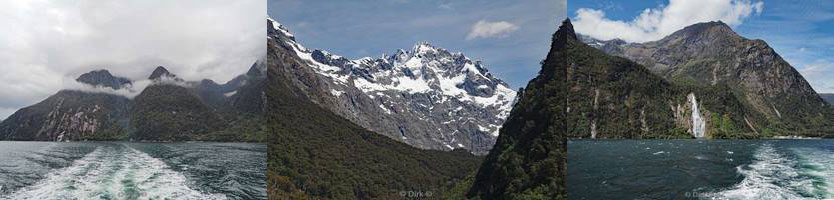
(791, 148), (834, 199)
(688, 93), (706, 138)
(3, 144), (226, 200)
(706, 144), (830, 199)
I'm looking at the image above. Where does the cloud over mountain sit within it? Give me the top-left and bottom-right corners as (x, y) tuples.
(466, 20), (519, 40)
(0, 0), (265, 120)
(574, 0), (763, 42)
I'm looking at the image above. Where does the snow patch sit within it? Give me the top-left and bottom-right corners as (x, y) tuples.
(330, 89), (344, 97)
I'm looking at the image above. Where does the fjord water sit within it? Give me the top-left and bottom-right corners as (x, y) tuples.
(0, 142), (266, 199)
(568, 140), (834, 199)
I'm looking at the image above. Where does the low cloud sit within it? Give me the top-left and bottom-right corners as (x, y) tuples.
(63, 79), (152, 99)
(466, 20), (519, 40)
(62, 76), (192, 100)
(574, 0), (764, 43)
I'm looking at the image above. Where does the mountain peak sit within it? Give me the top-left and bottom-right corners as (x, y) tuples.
(149, 66), (176, 80)
(80, 69), (114, 78)
(268, 18), (295, 41)
(412, 41), (442, 54)
(667, 20), (737, 40)
(555, 18), (577, 41)
(76, 69), (131, 89)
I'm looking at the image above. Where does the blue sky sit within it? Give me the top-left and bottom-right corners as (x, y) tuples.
(268, 0), (567, 88)
(569, 0), (834, 93)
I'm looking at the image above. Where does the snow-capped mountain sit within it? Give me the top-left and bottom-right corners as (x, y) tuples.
(270, 18), (516, 154)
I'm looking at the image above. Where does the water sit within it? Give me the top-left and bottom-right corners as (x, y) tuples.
(568, 139), (834, 199)
(0, 142), (266, 200)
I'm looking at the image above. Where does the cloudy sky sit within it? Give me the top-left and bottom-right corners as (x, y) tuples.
(268, 0), (567, 88)
(570, 0), (834, 94)
(0, 0), (265, 120)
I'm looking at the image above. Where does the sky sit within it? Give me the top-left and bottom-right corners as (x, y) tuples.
(268, 0), (568, 88)
(0, 1), (266, 120)
(569, 0), (834, 94)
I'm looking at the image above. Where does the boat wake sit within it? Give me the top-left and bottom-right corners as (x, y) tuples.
(705, 143), (832, 199)
(3, 143), (226, 200)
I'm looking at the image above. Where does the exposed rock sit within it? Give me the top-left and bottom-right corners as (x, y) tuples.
(269, 18), (516, 155)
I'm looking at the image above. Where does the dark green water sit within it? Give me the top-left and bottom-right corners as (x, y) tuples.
(568, 139), (834, 200)
(0, 142), (266, 200)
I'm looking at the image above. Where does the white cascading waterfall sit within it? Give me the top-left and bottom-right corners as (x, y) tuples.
(688, 93), (706, 138)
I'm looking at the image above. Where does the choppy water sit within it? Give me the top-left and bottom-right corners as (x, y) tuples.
(0, 142), (266, 200)
(568, 139), (834, 200)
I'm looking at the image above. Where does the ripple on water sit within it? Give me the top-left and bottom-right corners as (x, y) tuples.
(2, 144), (227, 200)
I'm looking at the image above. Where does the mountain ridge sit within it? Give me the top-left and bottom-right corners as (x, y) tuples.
(267, 17), (481, 199)
(270, 18), (516, 155)
(0, 63), (267, 142)
(579, 20), (834, 136)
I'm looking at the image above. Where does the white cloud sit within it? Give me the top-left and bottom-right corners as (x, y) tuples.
(574, 0), (764, 43)
(0, 0), (265, 120)
(466, 20), (519, 40)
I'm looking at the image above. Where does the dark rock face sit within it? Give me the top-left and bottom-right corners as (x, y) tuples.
(148, 66), (175, 80)
(580, 21), (834, 136)
(76, 69), (132, 89)
(0, 62), (267, 142)
(269, 18), (516, 155)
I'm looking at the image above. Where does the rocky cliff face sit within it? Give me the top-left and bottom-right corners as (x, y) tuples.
(270, 18), (516, 154)
(580, 21), (834, 136)
(0, 91), (130, 141)
(0, 64), (267, 142)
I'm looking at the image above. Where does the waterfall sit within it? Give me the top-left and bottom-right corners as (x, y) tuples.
(688, 93), (706, 138)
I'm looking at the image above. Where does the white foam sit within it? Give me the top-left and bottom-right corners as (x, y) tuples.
(4, 144), (226, 200)
(706, 144), (825, 199)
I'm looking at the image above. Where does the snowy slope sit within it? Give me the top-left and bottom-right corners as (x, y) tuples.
(269, 18), (516, 154)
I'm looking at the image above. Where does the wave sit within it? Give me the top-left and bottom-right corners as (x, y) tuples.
(704, 143), (831, 199)
(3, 144), (226, 200)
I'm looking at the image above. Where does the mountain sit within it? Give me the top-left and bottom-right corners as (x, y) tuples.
(822, 93), (834, 105)
(0, 90), (131, 141)
(467, 18), (571, 199)
(267, 18), (481, 199)
(130, 67), (225, 141)
(76, 69), (132, 89)
(0, 64), (267, 142)
(579, 21), (834, 137)
(148, 66), (180, 80)
(269, 18), (515, 155)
